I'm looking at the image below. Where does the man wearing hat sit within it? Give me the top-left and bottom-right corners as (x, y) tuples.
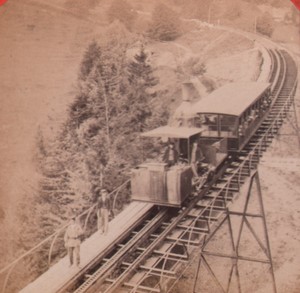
(64, 216), (83, 268)
(96, 188), (111, 234)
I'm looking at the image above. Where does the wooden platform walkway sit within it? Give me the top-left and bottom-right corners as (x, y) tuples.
(20, 202), (153, 293)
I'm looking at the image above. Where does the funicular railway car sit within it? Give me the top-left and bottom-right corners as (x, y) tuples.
(131, 82), (272, 207)
(193, 82), (271, 152)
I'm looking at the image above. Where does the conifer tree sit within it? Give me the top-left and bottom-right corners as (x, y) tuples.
(79, 41), (102, 81)
(128, 47), (157, 88)
(125, 46), (158, 132)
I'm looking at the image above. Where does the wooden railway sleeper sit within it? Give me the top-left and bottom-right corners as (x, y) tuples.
(166, 236), (201, 246)
(121, 262), (177, 278)
(135, 247), (189, 261)
(146, 233), (201, 247)
(196, 203), (226, 212)
(203, 193), (234, 202)
(211, 186), (239, 193)
(224, 170), (249, 177)
(103, 279), (161, 293)
(162, 222), (209, 234)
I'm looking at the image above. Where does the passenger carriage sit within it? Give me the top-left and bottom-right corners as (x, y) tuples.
(193, 82), (271, 151)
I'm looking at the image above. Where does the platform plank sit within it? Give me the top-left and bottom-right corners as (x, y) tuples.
(20, 201), (153, 293)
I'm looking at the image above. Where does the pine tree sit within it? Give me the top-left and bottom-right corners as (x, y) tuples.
(79, 41), (102, 81)
(125, 46), (158, 132)
(111, 46), (159, 165)
(60, 30), (133, 196)
(128, 47), (157, 88)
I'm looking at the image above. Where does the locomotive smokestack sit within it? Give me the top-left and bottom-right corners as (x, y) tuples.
(170, 82), (196, 127)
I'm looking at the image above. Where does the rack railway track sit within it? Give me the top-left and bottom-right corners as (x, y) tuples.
(60, 48), (298, 293)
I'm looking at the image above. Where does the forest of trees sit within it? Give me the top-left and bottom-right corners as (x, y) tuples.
(31, 23), (169, 243)
(7, 24), (170, 290)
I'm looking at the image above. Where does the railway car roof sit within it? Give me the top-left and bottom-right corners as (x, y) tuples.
(141, 126), (203, 139)
(192, 82), (270, 116)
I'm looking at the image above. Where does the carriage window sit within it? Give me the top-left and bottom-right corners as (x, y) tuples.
(196, 114), (218, 136)
(220, 115), (237, 136)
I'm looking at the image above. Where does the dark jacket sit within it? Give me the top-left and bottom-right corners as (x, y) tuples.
(97, 196), (111, 210)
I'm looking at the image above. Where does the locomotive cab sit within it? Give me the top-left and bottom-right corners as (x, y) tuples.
(131, 126), (201, 206)
(131, 126), (228, 207)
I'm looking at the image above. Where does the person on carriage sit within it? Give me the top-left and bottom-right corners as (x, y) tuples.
(190, 141), (204, 177)
(163, 142), (179, 167)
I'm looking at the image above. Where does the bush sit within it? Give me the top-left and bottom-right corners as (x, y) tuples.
(182, 56), (206, 76)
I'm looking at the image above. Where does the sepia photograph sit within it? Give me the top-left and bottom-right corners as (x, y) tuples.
(0, 0), (299, 292)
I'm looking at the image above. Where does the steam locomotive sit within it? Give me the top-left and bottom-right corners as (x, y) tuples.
(131, 81), (271, 207)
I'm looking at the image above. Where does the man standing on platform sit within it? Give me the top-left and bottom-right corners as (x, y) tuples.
(97, 188), (111, 235)
(64, 216), (83, 268)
